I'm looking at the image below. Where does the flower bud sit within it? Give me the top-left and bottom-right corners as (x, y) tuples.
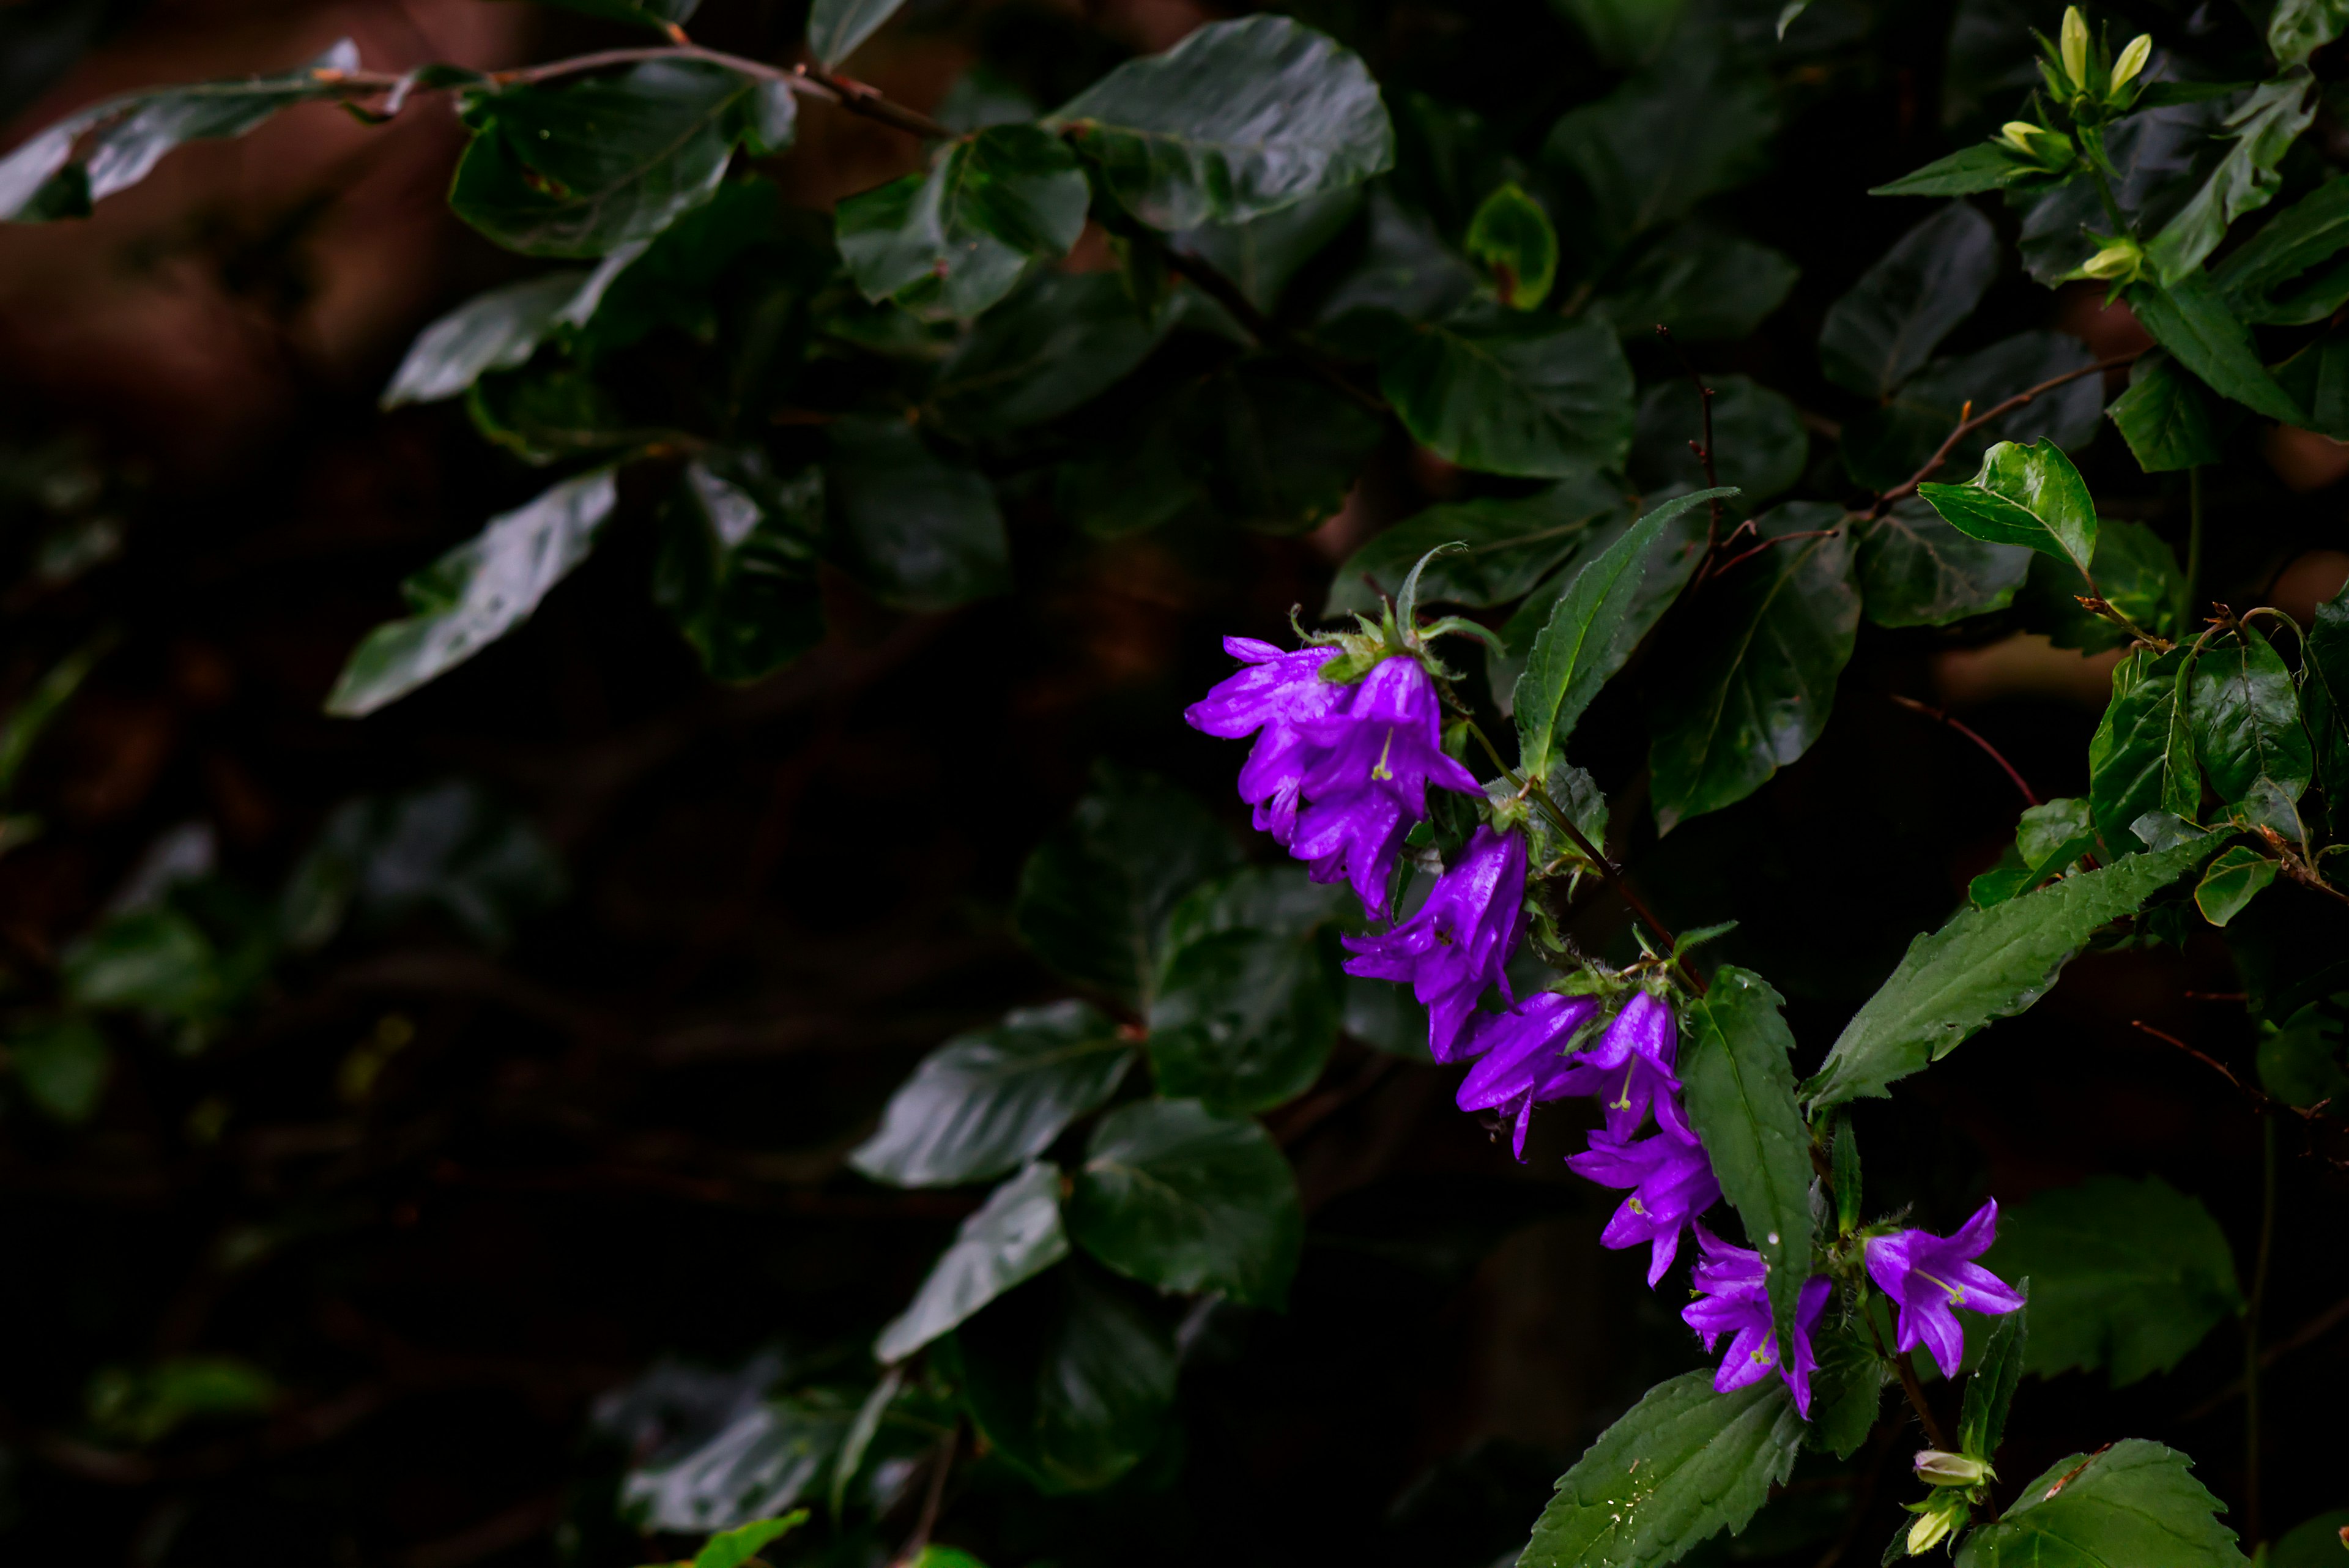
(2111, 33), (2151, 93)
(2077, 236), (2144, 281)
(1998, 121), (2046, 154)
(1904, 1492), (1970, 1557)
(2060, 7), (2090, 93)
(1913, 1450), (1993, 1487)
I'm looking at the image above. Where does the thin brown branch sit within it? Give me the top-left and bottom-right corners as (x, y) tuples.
(1704, 527), (1841, 582)
(1655, 325), (1723, 548)
(2128, 1021), (2345, 1143)
(1863, 1295), (1951, 1451)
(1871, 351), (2145, 516)
(1887, 693), (2041, 806)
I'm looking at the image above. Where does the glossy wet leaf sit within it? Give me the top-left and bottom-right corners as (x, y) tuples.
(1175, 186), (1363, 314)
(1917, 438), (2097, 578)
(1323, 472), (1626, 619)
(1464, 182), (1557, 308)
(654, 450), (825, 684)
(1068, 1098), (1302, 1307)
(7, 1014), (108, 1124)
(1649, 504), (1858, 832)
(2126, 275), (2304, 424)
(1854, 499), (2032, 628)
(1679, 968), (1813, 1349)
(1629, 375), (1806, 506)
(1957, 1442), (2241, 1562)
(1516, 1369), (1804, 1568)
(847, 1002), (1135, 1188)
(326, 468), (618, 717)
(931, 272), (1165, 436)
(875, 1162), (1069, 1362)
(2088, 648), (2201, 847)
(836, 125), (1088, 318)
(2107, 354), (2223, 472)
(2194, 845), (2278, 927)
(382, 270), (607, 409)
(1817, 203), (1997, 399)
(807, 0), (907, 67)
(620, 1392), (858, 1533)
(1147, 920), (1341, 1116)
(1382, 305), (1635, 478)
(1048, 17), (1392, 231)
(2189, 625), (2312, 811)
(824, 417), (1008, 612)
(1583, 220), (1798, 343)
(1805, 839), (2210, 1110)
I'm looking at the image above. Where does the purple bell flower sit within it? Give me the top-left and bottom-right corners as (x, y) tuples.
(1681, 1225), (1834, 1416)
(1341, 825), (1528, 1063)
(1864, 1200), (2024, 1379)
(1455, 993), (1602, 1159)
(1183, 638), (1345, 848)
(1567, 1123), (1721, 1286)
(1290, 655), (1483, 915)
(1549, 990), (1690, 1141)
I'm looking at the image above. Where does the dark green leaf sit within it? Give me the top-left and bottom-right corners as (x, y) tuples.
(1958, 1292), (2026, 1460)
(325, 468), (618, 718)
(689, 1514), (807, 1568)
(1190, 361), (1384, 536)
(1069, 1098), (1302, 1307)
(1630, 375), (1807, 506)
(2088, 648), (2201, 846)
(847, 1002), (1135, 1188)
(2257, 1005), (2349, 1108)
(2274, 0), (2349, 63)
(1516, 1370), (1805, 1568)
(875, 1162), (1070, 1362)
(7, 1014), (108, 1123)
(449, 61), (768, 258)
(1806, 1313), (1885, 1460)
(1817, 203), (1997, 399)
(1541, 42), (1775, 253)
(807, 0), (905, 67)
(1147, 921), (1340, 1116)
(1869, 142), (2036, 197)
(2107, 354), (2222, 473)
(1803, 839), (2210, 1110)
(1323, 472), (1627, 619)
(1583, 219), (1798, 343)
(1649, 504), (1858, 832)
(2269, 324), (2349, 440)
(1916, 438), (2097, 578)
(2191, 625), (2313, 810)
(1552, 0), (1687, 67)
(280, 779), (564, 951)
(1840, 330), (2101, 494)
(1382, 305), (1635, 479)
(2147, 75), (2317, 284)
(570, 176), (794, 357)
(1855, 500), (2033, 629)
(931, 273), (1164, 437)
(1986, 1175), (2244, 1388)
(1014, 764), (1240, 1008)
(1175, 185), (1363, 314)
(381, 271), (604, 409)
(824, 417), (1008, 612)
(2126, 275), (2305, 424)
(2194, 845), (2279, 926)
(655, 449), (826, 685)
(836, 125), (1088, 319)
(1048, 17), (1393, 231)
(463, 363), (640, 468)
(0, 41), (358, 222)
(1679, 967), (1814, 1349)
(2014, 519), (2185, 655)
(2273, 1512), (2349, 1568)
(2301, 576), (2349, 835)
(946, 1264), (1177, 1493)
(2212, 174), (2349, 316)
(1311, 188), (1479, 350)
(1513, 488), (1721, 779)
(620, 1391), (857, 1533)
(1464, 182), (1558, 308)
(1957, 1443), (2246, 1567)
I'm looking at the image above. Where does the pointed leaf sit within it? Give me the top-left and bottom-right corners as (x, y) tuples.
(2190, 625), (2314, 811)
(1958, 1291), (2027, 1460)
(2195, 845), (2279, 926)
(1068, 1098), (1302, 1307)
(653, 450), (825, 683)
(2088, 648), (2202, 846)
(1915, 438), (2097, 578)
(2107, 354), (2223, 474)
(875, 1162), (1070, 1363)
(1869, 143), (2037, 197)
(1817, 203), (1997, 399)
(1381, 306), (1636, 479)
(2147, 75), (2317, 284)
(1961, 1443), (2249, 1568)
(2126, 275), (2306, 423)
(1855, 500), (2033, 628)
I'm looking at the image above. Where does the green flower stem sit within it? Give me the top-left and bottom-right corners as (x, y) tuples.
(1861, 1282), (1953, 1452)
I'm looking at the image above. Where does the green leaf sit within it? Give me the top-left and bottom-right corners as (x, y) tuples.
(1649, 504), (1859, 832)
(2106, 354), (2222, 474)
(1513, 488), (1722, 780)
(1187, 361), (1384, 536)
(1855, 500), (2033, 629)
(0, 638), (102, 803)
(1176, 186), (1363, 314)
(62, 907), (222, 1017)
(1552, 0), (1687, 67)
(325, 468), (618, 718)
(381, 270), (607, 409)
(2147, 75), (2317, 284)
(823, 417), (1009, 612)
(2257, 1006), (2349, 1107)
(1629, 376), (1807, 507)
(1048, 16), (1393, 231)
(1381, 305), (1636, 479)
(688, 1511), (809, 1568)
(1147, 920), (1341, 1116)
(1958, 1443), (2246, 1567)
(1817, 203), (1998, 399)
(1805, 840), (2210, 1110)
(620, 1391), (858, 1533)
(2301, 577), (2349, 835)
(807, 0), (906, 67)
(875, 1162), (1071, 1364)
(1869, 142), (2036, 197)
(1323, 472), (1627, 620)
(1840, 330), (2101, 494)
(1516, 1369), (1805, 1568)
(1464, 182), (1558, 309)
(2194, 845), (2279, 926)
(655, 450), (825, 683)
(449, 61), (772, 258)
(945, 1263), (1177, 1493)
(1541, 42), (1775, 254)
(1679, 968), (1814, 1350)
(2015, 519), (2185, 655)
(2274, 1512), (2349, 1568)
(1067, 1098), (1302, 1307)
(2191, 625), (2314, 810)
(1915, 438), (2097, 579)
(932, 273), (1163, 436)
(0, 41), (360, 222)
(836, 125), (1088, 318)
(571, 176), (795, 356)
(1582, 219), (1798, 343)
(2211, 175), (2349, 316)
(1958, 1291), (2026, 1461)
(7, 1015), (108, 1124)
(1013, 764), (1241, 1008)
(1312, 188), (1479, 350)
(848, 1001), (1134, 1188)
(2274, 0), (2349, 63)
(1805, 1312), (1885, 1460)
(2268, 324), (2349, 440)
(463, 363), (640, 467)
(2088, 648), (2201, 847)
(2125, 275), (2305, 424)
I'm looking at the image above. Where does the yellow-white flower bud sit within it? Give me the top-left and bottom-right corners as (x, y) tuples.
(2111, 33), (2152, 92)
(2079, 236), (2144, 280)
(2000, 121), (2046, 154)
(2060, 7), (2090, 92)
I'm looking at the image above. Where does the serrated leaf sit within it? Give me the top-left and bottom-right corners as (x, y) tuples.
(1869, 142), (2037, 197)
(1958, 1440), (2240, 1561)
(1855, 500), (2033, 629)
(1629, 376), (1807, 507)
(2190, 625), (2313, 811)
(1679, 967), (1814, 1350)
(1324, 472), (1627, 620)
(1048, 17), (1392, 231)
(2126, 275), (2305, 424)
(848, 1002), (1135, 1188)
(1513, 488), (1722, 780)
(1649, 504), (1858, 832)
(326, 468), (618, 718)
(1381, 305), (1636, 479)
(807, 0), (906, 67)
(1068, 1098), (1302, 1307)
(2106, 354), (2222, 474)
(2088, 648), (2201, 846)
(2146, 75), (2316, 284)
(1805, 840), (2210, 1110)
(875, 1162), (1069, 1363)
(1915, 439), (2097, 579)
(1958, 1291), (2026, 1460)
(1806, 1313), (1885, 1460)
(654, 450), (825, 684)
(1818, 203), (1997, 399)
(1516, 1370), (1805, 1568)
(823, 417), (1008, 612)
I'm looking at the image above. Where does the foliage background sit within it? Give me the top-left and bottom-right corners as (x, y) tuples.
(0, 0), (2342, 1563)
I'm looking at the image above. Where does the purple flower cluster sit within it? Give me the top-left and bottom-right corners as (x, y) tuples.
(1683, 1226), (1832, 1414)
(1866, 1200), (2024, 1377)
